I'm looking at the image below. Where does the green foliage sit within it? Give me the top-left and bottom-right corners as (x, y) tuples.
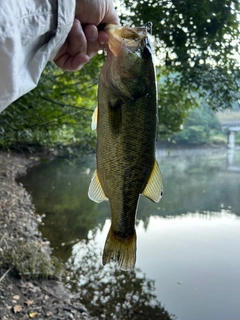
(1, 1), (240, 149)
(157, 69), (197, 137)
(209, 134), (227, 145)
(122, 0), (240, 110)
(0, 53), (104, 150)
(1, 240), (64, 280)
(172, 102), (222, 144)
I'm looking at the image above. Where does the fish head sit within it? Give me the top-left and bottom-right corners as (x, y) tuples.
(101, 24), (155, 100)
(104, 24), (153, 60)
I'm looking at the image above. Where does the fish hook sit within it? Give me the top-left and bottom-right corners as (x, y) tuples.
(145, 21), (153, 35)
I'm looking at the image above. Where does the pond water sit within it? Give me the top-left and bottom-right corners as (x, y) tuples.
(20, 148), (240, 320)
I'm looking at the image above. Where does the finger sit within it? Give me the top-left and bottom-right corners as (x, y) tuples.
(68, 53), (90, 71)
(98, 30), (108, 46)
(67, 19), (87, 56)
(84, 25), (105, 58)
(54, 53), (89, 71)
(84, 24), (98, 42)
(54, 19), (90, 71)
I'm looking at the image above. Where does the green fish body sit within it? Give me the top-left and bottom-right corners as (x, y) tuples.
(89, 25), (163, 270)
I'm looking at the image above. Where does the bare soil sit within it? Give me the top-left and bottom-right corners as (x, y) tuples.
(0, 150), (97, 320)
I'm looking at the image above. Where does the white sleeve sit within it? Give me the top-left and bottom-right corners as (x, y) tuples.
(0, 0), (76, 113)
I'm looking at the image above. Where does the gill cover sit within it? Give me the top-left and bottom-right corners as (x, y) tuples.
(105, 24), (153, 59)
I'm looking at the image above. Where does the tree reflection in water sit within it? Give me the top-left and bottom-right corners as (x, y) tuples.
(65, 240), (176, 320)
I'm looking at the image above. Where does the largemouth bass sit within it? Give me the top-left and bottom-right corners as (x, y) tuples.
(88, 24), (163, 271)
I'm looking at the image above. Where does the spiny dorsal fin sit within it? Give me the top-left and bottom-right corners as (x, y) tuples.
(88, 170), (108, 203)
(91, 106), (98, 130)
(142, 159), (163, 203)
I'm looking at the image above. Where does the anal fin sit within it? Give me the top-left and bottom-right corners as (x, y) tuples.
(142, 159), (163, 203)
(88, 170), (108, 203)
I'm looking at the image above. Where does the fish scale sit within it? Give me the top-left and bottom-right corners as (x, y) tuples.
(88, 24), (163, 270)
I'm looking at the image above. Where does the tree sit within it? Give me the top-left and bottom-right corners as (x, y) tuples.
(1, 1), (239, 148)
(121, 0), (240, 114)
(0, 54), (104, 150)
(157, 70), (197, 137)
(172, 102), (222, 144)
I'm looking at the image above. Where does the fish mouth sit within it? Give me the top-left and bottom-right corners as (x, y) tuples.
(104, 23), (153, 57)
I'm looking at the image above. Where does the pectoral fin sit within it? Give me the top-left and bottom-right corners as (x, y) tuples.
(88, 170), (108, 203)
(142, 160), (163, 203)
(91, 106), (98, 130)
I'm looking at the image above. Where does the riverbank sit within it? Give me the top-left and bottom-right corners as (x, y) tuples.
(0, 150), (97, 320)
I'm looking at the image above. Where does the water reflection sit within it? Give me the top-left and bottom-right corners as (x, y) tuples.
(227, 149), (240, 172)
(19, 149), (240, 320)
(66, 240), (176, 320)
(134, 210), (240, 320)
(20, 149), (240, 253)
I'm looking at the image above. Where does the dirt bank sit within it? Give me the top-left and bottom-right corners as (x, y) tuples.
(0, 150), (97, 320)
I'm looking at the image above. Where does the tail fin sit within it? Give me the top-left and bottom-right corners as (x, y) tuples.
(102, 226), (136, 271)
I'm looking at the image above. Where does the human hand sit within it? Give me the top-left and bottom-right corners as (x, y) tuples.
(53, 0), (119, 71)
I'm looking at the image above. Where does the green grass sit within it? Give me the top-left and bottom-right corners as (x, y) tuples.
(209, 134), (228, 145)
(0, 240), (64, 280)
